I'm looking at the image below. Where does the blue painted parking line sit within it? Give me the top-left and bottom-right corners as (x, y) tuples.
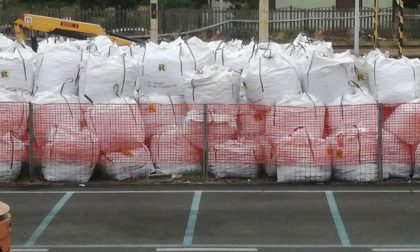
(183, 191), (202, 246)
(326, 191), (351, 247)
(24, 192), (74, 247)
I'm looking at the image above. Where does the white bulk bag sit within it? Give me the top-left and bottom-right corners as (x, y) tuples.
(0, 34), (15, 51)
(41, 127), (100, 183)
(275, 128), (331, 182)
(238, 105), (267, 136)
(86, 97), (145, 153)
(0, 132), (26, 182)
(139, 94), (186, 138)
(214, 40), (255, 72)
(101, 145), (155, 180)
(0, 88), (30, 138)
(150, 126), (202, 176)
(141, 39), (195, 96)
(184, 110), (237, 149)
(0, 44), (35, 92)
(90, 35), (115, 56)
(266, 93), (325, 141)
(328, 127), (378, 182)
(183, 65), (240, 104)
(384, 99), (420, 146)
(34, 42), (81, 95)
(327, 89), (377, 133)
(382, 130), (412, 179)
(241, 53), (301, 105)
(303, 52), (354, 104)
(81, 51), (139, 103)
(185, 36), (214, 70)
(32, 91), (83, 147)
(209, 140), (260, 178)
(367, 56), (417, 103)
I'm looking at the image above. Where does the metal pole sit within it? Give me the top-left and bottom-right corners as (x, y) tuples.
(374, 0), (379, 48)
(397, 0), (404, 58)
(28, 102), (35, 182)
(259, 0), (269, 42)
(377, 103), (383, 181)
(354, 0), (360, 55)
(202, 104), (209, 182)
(150, 0), (158, 43)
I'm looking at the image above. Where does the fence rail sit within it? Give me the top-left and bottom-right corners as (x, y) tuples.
(0, 102), (419, 184)
(2, 7), (420, 40)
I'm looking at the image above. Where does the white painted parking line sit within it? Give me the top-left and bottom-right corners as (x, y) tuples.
(11, 249), (49, 252)
(372, 249), (420, 251)
(183, 191), (202, 245)
(0, 190), (420, 194)
(157, 249), (258, 252)
(25, 192), (74, 247)
(326, 191), (351, 247)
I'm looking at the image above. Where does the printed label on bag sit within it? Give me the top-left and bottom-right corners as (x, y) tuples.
(158, 64), (166, 71)
(1, 70), (9, 79)
(337, 134), (344, 148)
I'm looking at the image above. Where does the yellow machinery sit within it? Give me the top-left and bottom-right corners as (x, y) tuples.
(14, 13), (135, 48)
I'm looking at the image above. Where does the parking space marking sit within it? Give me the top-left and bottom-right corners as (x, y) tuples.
(372, 249), (420, 251)
(11, 249), (49, 252)
(1, 190), (420, 194)
(326, 191), (351, 247)
(157, 249), (257, 252)
(24, 192), (74, 247)
(183, 191), (202, 245)
(157, 248), (258, 251)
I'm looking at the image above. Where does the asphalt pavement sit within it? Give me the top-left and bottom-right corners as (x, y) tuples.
(1, 184), (420, 252)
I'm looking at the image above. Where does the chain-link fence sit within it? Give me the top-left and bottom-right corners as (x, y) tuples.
(0, 102), (419, 184)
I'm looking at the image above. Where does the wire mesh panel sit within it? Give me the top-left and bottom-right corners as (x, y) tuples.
(0, 102), (28, 183)
(2, 101), (420, 184)
(145, 104), (203, 178)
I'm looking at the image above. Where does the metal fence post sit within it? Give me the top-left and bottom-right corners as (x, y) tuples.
(202, 104), (209, 182)
(28, 102), (35, 182)
(377, 103), (383, 181)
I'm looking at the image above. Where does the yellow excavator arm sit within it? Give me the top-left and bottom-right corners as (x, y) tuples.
(14, 13), (134, 46)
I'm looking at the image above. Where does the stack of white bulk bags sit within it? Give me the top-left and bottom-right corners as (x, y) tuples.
(34, 41), (82, 95)
(140, 38), (196, 96)
(214, 40), (255, 72)
(41, 127), (100, 183)
(266, 93), (325, 141)
(0, 132), (26, 182)
(366, 53), (417, 103)
(302, 52), (354, 104)
(327, 126), (378, 181)
(150, 126), (202, 177)
(275, 127), (332, 182)
(209, 140), (260, 178)
(327, 89), (377, 133)
(86, 97), (145, 154)
(382, 130), (412, 179)
(0, 88), (30, 139)
(139, 94), (186, 138)
(184, 109), (237, 149)
(183, 65), (240, 105)
(101, 144), (155, 180)
(384, 99), (420, 146)
(80, 47), (139, 103)
(0, 42), (35, 92)
(32, 91), (83, 147)
(241, 52), (301, 105)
